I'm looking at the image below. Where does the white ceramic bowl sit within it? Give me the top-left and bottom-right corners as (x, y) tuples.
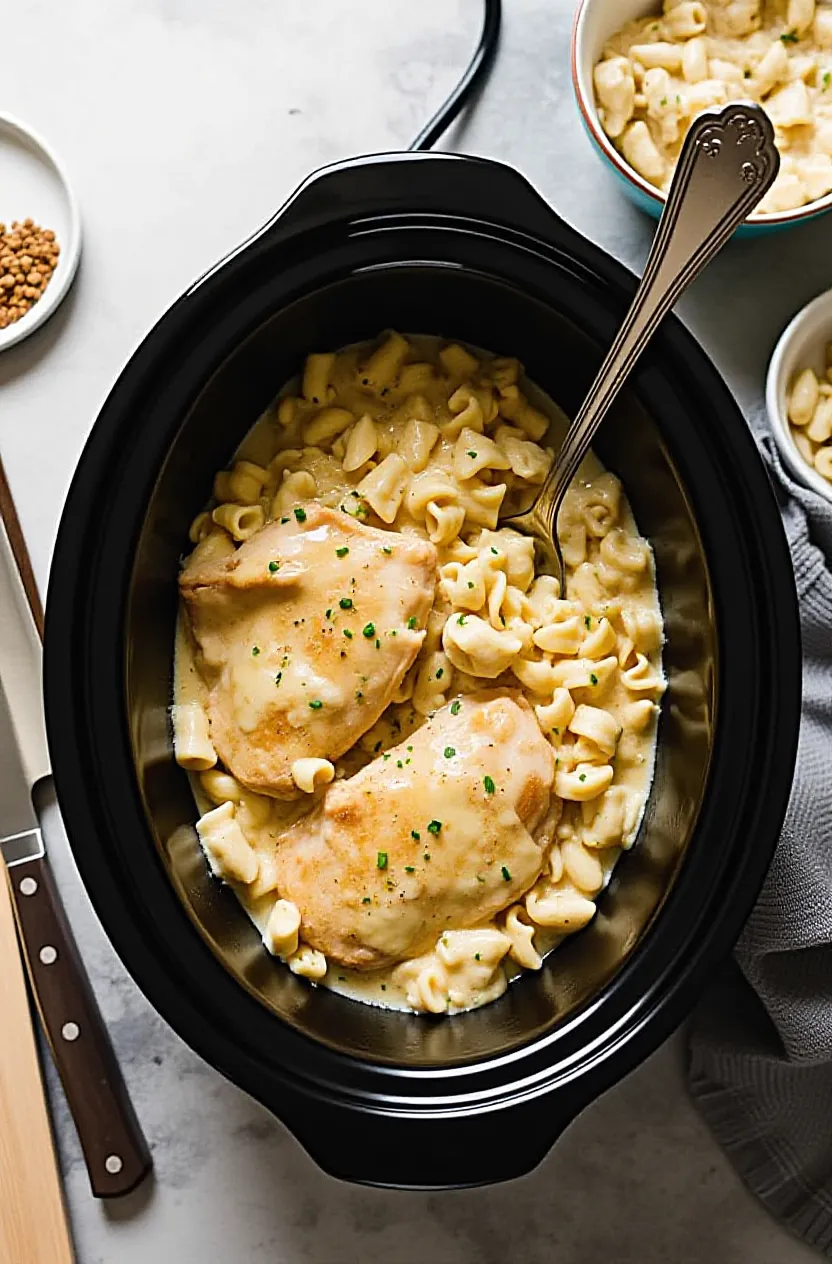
(0, 112), (81, 352)
(766, 289), (832, 504)
(571, 0), (832, 235)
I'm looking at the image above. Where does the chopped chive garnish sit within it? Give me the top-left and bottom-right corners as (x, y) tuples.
(427, 819), (442, 835)
(294, 506), (307, 522)
(397, 760), (403, 768)
(490, 546), (498, 554)
(275, 672), (282, 686)
(362, 622), (376, 638)
(590, 673), (598, 685)
(382, 545), (393, 554)
(407, 616), (418, 629)
(339, 597), (353, 609)
(377, 851), (388, 870)
(362, 896), (371, 904)
(781, 28), (798, 42)
(268, 560), (280, 573)
(444, 746), (456, 759)
(450, 700), (461, 716)
(584, 615), (591, 629)
(501, 865), (511, 881)
(280, 516), (290, 524)
(484, 775), (495, 794)
(466, 449), (478, 458)
(579, 773), (587, 782)
(474, 952), (481, 961)
(343, 628), (353, 639)
(467, 581), (475, 589)
(457, 614), (467, 625)
(404, 865), (415, 874)
(325, 608), (332, 619)
(411, 829), (421, 840)
(252, 646), (260, 656)
(375, 639), (381, 649)
(436, 667), (444, 678)
(423, 852), (431, 861)
(309, 699), (323, 710)
(336, 546), (349, 557)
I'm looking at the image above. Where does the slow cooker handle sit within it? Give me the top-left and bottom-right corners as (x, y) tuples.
(258, 152), (581, 252)
(282, 1090), (580, 1189)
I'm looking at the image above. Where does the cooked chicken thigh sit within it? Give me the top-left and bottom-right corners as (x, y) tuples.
(180, 506), (436, 797)
(274, 692), (558, 969)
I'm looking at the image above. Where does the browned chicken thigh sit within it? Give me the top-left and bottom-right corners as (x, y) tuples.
(273, 692), (558, 969)
(180, 506), (437, 797)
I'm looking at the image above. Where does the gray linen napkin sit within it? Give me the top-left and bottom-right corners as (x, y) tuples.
(688, 433), (832, 1255)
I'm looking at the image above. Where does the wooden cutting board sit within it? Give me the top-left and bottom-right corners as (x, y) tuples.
(0, 854), (75, 1263)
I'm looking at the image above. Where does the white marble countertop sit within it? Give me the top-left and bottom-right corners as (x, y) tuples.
(3, 1), (829, 1260)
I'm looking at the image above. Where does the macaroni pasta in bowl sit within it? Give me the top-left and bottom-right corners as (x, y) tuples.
(594, 0), (832, 215)
(787, 342), (832, 480)
(173, 333), (665, 1015)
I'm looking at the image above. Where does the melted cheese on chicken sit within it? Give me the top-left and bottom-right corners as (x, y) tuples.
(273, 693), (557, 969)
(179, 506), (436, 797)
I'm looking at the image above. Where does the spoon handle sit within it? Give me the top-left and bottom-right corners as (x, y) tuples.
(539, 102), (779, 524)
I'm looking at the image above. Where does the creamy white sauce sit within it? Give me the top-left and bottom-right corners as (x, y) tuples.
(173, 335), (664, 1014)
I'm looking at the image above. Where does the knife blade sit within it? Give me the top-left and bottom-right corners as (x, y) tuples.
(0, 457), (152, 1198)
(0, 497), (47, 867)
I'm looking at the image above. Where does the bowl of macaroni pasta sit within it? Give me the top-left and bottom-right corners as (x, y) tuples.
(573, 0), (832, 233)
(45, 150), (801, 1189)
(767, 286), (832, 499)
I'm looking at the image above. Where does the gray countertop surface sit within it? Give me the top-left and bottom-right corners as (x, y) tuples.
(3, 1), (828, 1260)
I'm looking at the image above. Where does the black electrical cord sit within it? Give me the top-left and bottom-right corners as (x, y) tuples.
(408, 0), (502, 151)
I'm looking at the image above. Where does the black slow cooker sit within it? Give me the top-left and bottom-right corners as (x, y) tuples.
(45, 151), (800, 1188)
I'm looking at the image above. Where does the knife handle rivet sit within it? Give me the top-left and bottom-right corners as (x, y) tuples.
(61, 1021), (80, 1042)
(39, 945), (57, 965)
(19, 876), (37, 896)
(105, 1155), (123, 1175)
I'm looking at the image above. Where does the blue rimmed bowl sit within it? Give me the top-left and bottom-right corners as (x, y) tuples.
(571, 0), (832, 236)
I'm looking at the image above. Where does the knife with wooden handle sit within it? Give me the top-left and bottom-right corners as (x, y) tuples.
(0, 850), (74, 1263)
(0, 457), (153, 1200)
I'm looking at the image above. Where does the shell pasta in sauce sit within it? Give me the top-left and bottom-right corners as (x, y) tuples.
(174, 333), (665, 1015)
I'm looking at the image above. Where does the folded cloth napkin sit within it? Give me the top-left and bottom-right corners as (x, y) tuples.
(688, 433), (832, 1256)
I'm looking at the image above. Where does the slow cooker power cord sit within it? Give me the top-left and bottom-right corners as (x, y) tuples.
(408, 0), (502, 151)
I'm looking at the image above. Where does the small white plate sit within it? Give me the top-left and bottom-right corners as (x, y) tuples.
(766, 288), (832, 506)
(0, 113), (81, 352)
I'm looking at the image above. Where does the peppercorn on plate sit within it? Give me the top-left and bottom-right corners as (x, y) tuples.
(0, 112), (80, 352)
